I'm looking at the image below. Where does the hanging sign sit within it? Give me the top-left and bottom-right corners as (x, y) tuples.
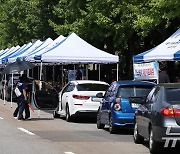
(133, 62), (158, 80)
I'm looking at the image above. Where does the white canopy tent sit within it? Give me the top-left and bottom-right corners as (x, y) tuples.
(25, 35), (65, 62)
(133, 28), (180, 63)
(0, 48), (9, 57)
(8, 40), (43, 63)
(17, 38), (53, 62)
(0, 46), (20, 64)
(32, 33), (119, 81)
(34, 33), (119, 64)
(133, 28), (180, 83)
(3, 42), (33, 64)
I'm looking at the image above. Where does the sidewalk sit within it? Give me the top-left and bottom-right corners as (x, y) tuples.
(0, 99), (54, 120)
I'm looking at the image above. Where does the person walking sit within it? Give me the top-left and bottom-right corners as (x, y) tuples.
(16, 76), (30, 120)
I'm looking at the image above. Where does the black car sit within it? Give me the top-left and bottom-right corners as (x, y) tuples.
(134, 83), (180, 153)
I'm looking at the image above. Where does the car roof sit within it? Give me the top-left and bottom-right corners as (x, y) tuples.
(158, 83), (180, 88)
(115, 80), (156, 86)
(69, 80), (109, 85)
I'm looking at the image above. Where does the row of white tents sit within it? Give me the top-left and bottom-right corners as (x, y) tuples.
(0, 33), (119, 65)
(0, 33), (119, 107)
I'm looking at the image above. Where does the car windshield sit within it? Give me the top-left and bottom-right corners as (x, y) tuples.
(165, 88), (180, 103)
(77, 83), (108, 91)
(117, 86), (152, 98)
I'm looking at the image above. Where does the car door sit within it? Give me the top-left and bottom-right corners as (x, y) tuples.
(136, 87), (156, 136)
(101, 83), (117, 124)
(143, 87), (160, 138)
(100, 90), (110, 124)
(30, 80), (59, 110)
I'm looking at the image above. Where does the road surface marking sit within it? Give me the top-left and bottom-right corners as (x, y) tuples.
(0, 117), (3, 119)
(18, 127), (35, 135)
(64, 152), (75, 154)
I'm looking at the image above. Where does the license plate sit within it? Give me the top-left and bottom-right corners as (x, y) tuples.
(131, 103), (140, 108)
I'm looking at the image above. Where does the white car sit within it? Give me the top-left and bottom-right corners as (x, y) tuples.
(54, 80), (109, 121)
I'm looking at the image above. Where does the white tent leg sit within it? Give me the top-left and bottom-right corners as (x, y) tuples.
(32, 67), (34, 78)
(61, 65), (63, 87)
(27, 69), (29, 77)
(53, 65), (55, 86)
(10, 73), (13, 108)
(38, 61), (43, 118)
(157, 61), (159, 84)
(38, 110), (40, 118)
(40, 61), (42, 80)
(3, 74), (6, 105)
(99, 64), (101, 81)
(117, 63), (119, 81)
(86, 64), (88, 80)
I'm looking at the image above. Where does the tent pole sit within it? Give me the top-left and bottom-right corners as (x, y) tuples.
(3, 74), (6, 105)
(157, 61), (159, 84)
(32, 66), (34, 79)
(86, 64), (88, 80)
(53, 65), (55, 87)
(99, 64), (101, 81)
(40, 61), (42, 80)
(38, 61), (43, 118)
(27, 69), (29, 77)
(61, 65), (63, 88)
(10, 73), (13, 108)
(117, 63), (119, 81)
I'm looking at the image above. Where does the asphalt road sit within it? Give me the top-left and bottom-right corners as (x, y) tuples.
(0, 100), (179, 154)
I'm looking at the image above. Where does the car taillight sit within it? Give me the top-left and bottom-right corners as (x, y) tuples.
(161, 108), (174, 117)
(73, 94), (90, 100)
(160, 108), (180, 117)
(174, 109), (180, 116)
(114, 98), (121, 111)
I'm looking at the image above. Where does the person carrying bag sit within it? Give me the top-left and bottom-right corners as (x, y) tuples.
(14, 76), (30, 120)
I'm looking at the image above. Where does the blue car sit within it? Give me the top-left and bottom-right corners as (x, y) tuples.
(96, 80), (156, 134)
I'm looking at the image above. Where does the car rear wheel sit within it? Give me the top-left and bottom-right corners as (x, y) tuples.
(149, 127), (160, 153)
(109, 115), (117, 134)
(97, 111), (105, 129)
(133, 121), (144, 144)
(65, 105), (72, 122)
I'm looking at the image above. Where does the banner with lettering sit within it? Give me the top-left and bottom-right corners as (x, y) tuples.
(133, 62), (159, 80)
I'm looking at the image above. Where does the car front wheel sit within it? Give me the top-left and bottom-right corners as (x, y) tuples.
(97, 111), (105, 129)
(133, 121), (144, 144)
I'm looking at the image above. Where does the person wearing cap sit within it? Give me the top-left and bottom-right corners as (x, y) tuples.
(15, 75), (30, 120)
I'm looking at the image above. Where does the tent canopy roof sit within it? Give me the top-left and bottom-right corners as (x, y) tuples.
(34, 33), (119, 64)
(133, 28), (180, 63)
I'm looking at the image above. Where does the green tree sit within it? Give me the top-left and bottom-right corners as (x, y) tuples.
(0, 0), (58, 49)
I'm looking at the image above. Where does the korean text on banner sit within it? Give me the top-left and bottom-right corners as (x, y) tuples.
(133, 62), (158, 80)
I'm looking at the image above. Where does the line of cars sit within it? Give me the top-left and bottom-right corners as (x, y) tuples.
(1, 77), (180, 153)
(52, 80), (180, 153)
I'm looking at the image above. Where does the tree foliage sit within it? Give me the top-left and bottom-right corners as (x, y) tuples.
(0, 0), (180, 79)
